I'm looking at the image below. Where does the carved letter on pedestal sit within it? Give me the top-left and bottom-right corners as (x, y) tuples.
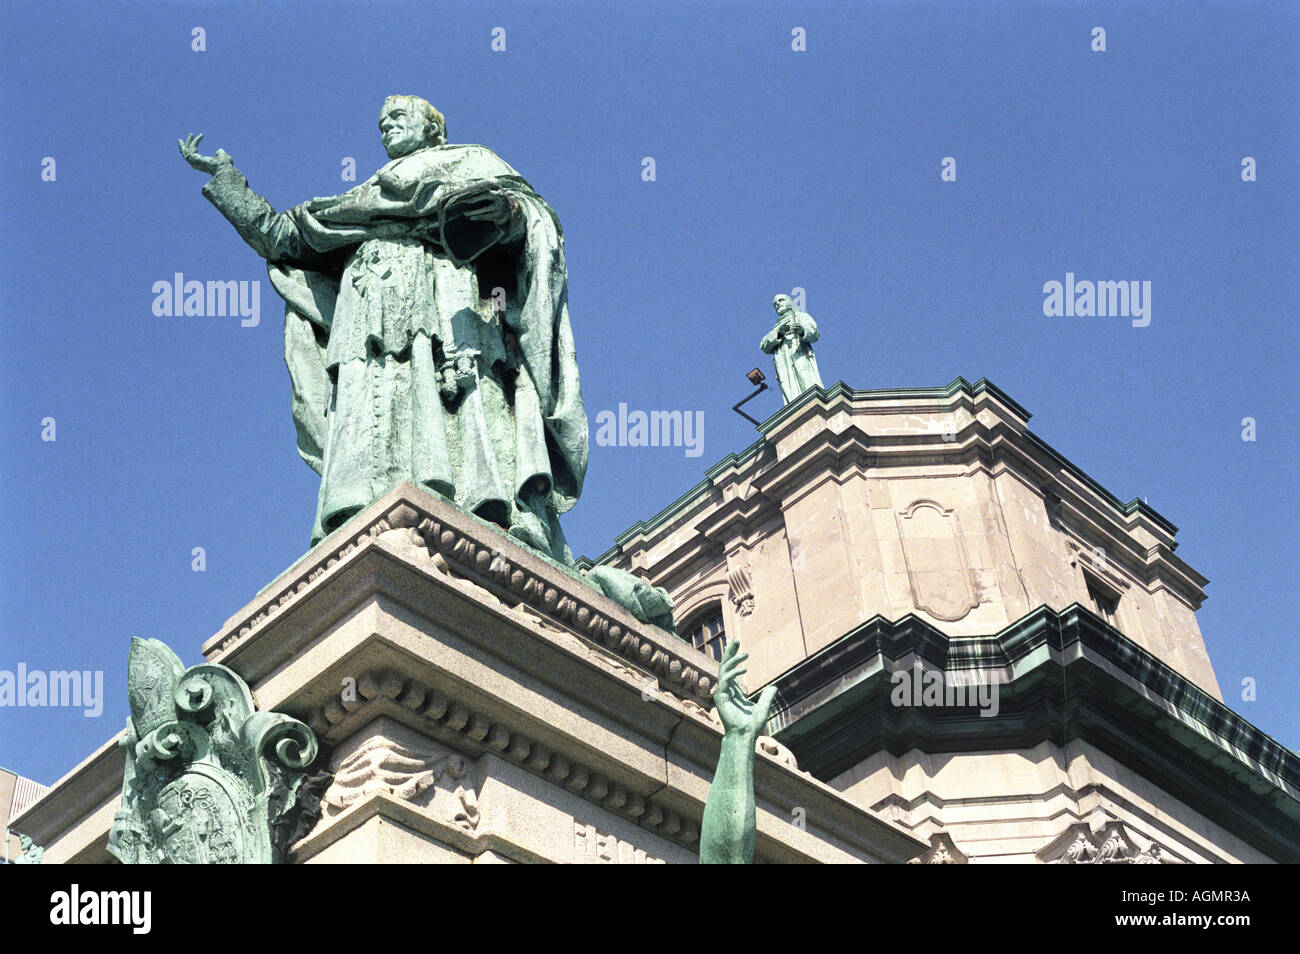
(573, 821), (665, 864)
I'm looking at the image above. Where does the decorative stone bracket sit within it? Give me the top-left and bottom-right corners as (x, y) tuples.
(907, 831), (969, 864)
(1037, 819), (1182, 864)
(727, 562), (755, 617)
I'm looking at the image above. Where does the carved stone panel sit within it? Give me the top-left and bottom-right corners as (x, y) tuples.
(896, 500), (980, 622)
(322, 718), (480, 834)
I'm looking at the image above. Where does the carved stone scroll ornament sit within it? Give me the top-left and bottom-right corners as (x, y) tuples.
(1038, 820), (1182, 865)
(107, 638), (329, 864)
(906, 832), (969, 864)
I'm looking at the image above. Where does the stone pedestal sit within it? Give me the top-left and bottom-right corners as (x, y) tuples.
(14, 482), (924, 864)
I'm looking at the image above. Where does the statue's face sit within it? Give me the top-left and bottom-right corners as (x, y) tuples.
(380, 99), (431, 159)
(773, 295), (794, 316)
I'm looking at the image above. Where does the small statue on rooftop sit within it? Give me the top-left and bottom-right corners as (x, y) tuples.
(760, 295), (823, 403)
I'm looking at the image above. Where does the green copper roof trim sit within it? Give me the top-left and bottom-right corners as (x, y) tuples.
(751, 376), (1033, 434)
(703, 434), (768, 481)
(769, 602), (1297, 785)
(590, 377), (1180, 563)
(761, 603), (1300, 861)
(1018, 431), (1178, 536)
(603, 476), (714, 552)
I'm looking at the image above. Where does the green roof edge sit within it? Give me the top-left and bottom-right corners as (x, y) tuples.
(581, 377), (1180, 562)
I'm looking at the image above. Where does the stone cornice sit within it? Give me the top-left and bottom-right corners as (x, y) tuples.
(8, 735), (123, 854)
(273, 633), (923, 863)
(300, 668), (705, 855)
(202, 482), (717, 704)
(766, 604), (1300, 863)
(591, 377), (1206, 611)
(878, 786), (1203, 862)
(747, 423), (873, 508)
(209, 488), (925, 862)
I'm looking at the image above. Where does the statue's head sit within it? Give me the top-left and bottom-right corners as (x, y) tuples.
(772, 294), (795, 317)
(379, 95), (445, 159)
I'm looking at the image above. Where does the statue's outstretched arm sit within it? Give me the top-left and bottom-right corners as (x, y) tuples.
(179, 132), (330, 267)
(699, 640), (777, 864)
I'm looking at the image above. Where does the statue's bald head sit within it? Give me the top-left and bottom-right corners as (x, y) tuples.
(379, 95), (446, 158)
(773, 294), (795, 315)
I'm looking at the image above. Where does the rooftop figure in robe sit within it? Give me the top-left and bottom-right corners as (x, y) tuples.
(760, 294), (823, 403)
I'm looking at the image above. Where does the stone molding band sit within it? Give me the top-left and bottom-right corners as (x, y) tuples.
(305, 667), (701, 853)
(210, 491), (716, 705)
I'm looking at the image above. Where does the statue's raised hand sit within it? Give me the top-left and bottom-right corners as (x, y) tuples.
(713, 640), (777, 740)
(178, 133), (232, 175)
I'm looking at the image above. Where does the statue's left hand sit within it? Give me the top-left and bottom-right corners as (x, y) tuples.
(178, 133), (233, 175)
(713, 640), (777, 740)
(444, 182), (518, 230)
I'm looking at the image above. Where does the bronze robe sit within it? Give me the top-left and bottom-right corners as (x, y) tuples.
(203, 144), (587, 557)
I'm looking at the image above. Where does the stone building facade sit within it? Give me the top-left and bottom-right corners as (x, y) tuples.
(589, 378), (1300, 863)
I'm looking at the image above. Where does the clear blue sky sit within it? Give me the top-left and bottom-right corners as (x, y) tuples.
(1, 0), (1296, 786)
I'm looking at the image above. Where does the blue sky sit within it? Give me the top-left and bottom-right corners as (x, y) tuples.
(1, 0), (1296, 786)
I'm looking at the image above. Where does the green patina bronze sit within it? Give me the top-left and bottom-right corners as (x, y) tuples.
(181, 95), (586, 562)
(761, 295), (823, 403)
(14, 834), (43, 864)
(700, 640), (777, 864)
(181, 97), (677, 634)
(107, 638), (327, 864)
(584, 565), (677, 634)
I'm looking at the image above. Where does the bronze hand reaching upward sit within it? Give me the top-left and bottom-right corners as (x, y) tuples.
(700, 640), (777, 864)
